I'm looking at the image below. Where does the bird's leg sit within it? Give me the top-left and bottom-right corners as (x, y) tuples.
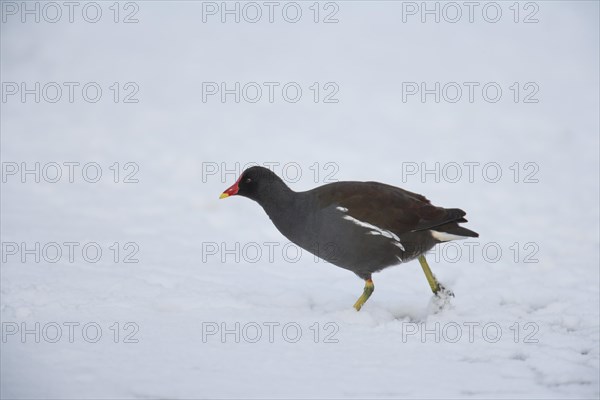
(418, 255), (440, 293)
(418, 255), (453, 297)
(353, 279), (374, 311)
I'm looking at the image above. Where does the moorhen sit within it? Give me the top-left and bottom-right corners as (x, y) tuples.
(219, 166), (478, 311)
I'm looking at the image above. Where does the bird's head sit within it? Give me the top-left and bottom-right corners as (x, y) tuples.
(219, 166), (287, 203)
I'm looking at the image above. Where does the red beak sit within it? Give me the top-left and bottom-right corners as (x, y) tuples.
(219, 175), (242, 199)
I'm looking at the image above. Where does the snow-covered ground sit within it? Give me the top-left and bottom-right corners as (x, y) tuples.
(1, 1), (599, 398)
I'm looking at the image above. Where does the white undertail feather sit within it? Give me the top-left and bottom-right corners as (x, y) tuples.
(430, 230), (469, 242)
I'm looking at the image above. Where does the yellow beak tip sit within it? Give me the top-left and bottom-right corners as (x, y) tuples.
(219, 193), (229, 199)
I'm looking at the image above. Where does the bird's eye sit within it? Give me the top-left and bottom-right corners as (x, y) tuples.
(245, 178), (252, 183)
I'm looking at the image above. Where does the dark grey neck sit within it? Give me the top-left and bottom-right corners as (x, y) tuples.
(256, 180), (317, 239)
(255, 180), (298, 220)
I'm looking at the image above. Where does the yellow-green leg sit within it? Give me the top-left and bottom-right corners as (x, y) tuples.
(418, 255), (444, 295)
(353, 279), (374, 311)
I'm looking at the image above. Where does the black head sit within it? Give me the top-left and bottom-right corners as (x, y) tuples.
(219, 166), (289, 203)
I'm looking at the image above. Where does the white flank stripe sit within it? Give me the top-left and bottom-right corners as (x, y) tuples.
(341, 214), (405, 251)
(431, 230), (469, 242)
(342, 215), (399, 240)
(393, 241), (406, 251)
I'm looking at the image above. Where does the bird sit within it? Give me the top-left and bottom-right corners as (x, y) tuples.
(219, 166), (478, 311)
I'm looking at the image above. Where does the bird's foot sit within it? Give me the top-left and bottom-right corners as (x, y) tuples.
(353, 279), (374, 311)
(353, 300), (365, 312)
(429, 284), (454, 313)
(434, 283), (454, 298)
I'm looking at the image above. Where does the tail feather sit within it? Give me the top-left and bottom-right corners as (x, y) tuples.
(431, 222), (479, 242)
(430, 208), (478, 241)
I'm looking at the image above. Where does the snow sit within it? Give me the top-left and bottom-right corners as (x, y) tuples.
(1, 1), (599, 399)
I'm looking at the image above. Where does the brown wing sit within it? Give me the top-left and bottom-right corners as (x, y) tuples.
(311, 181), (466, 235)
